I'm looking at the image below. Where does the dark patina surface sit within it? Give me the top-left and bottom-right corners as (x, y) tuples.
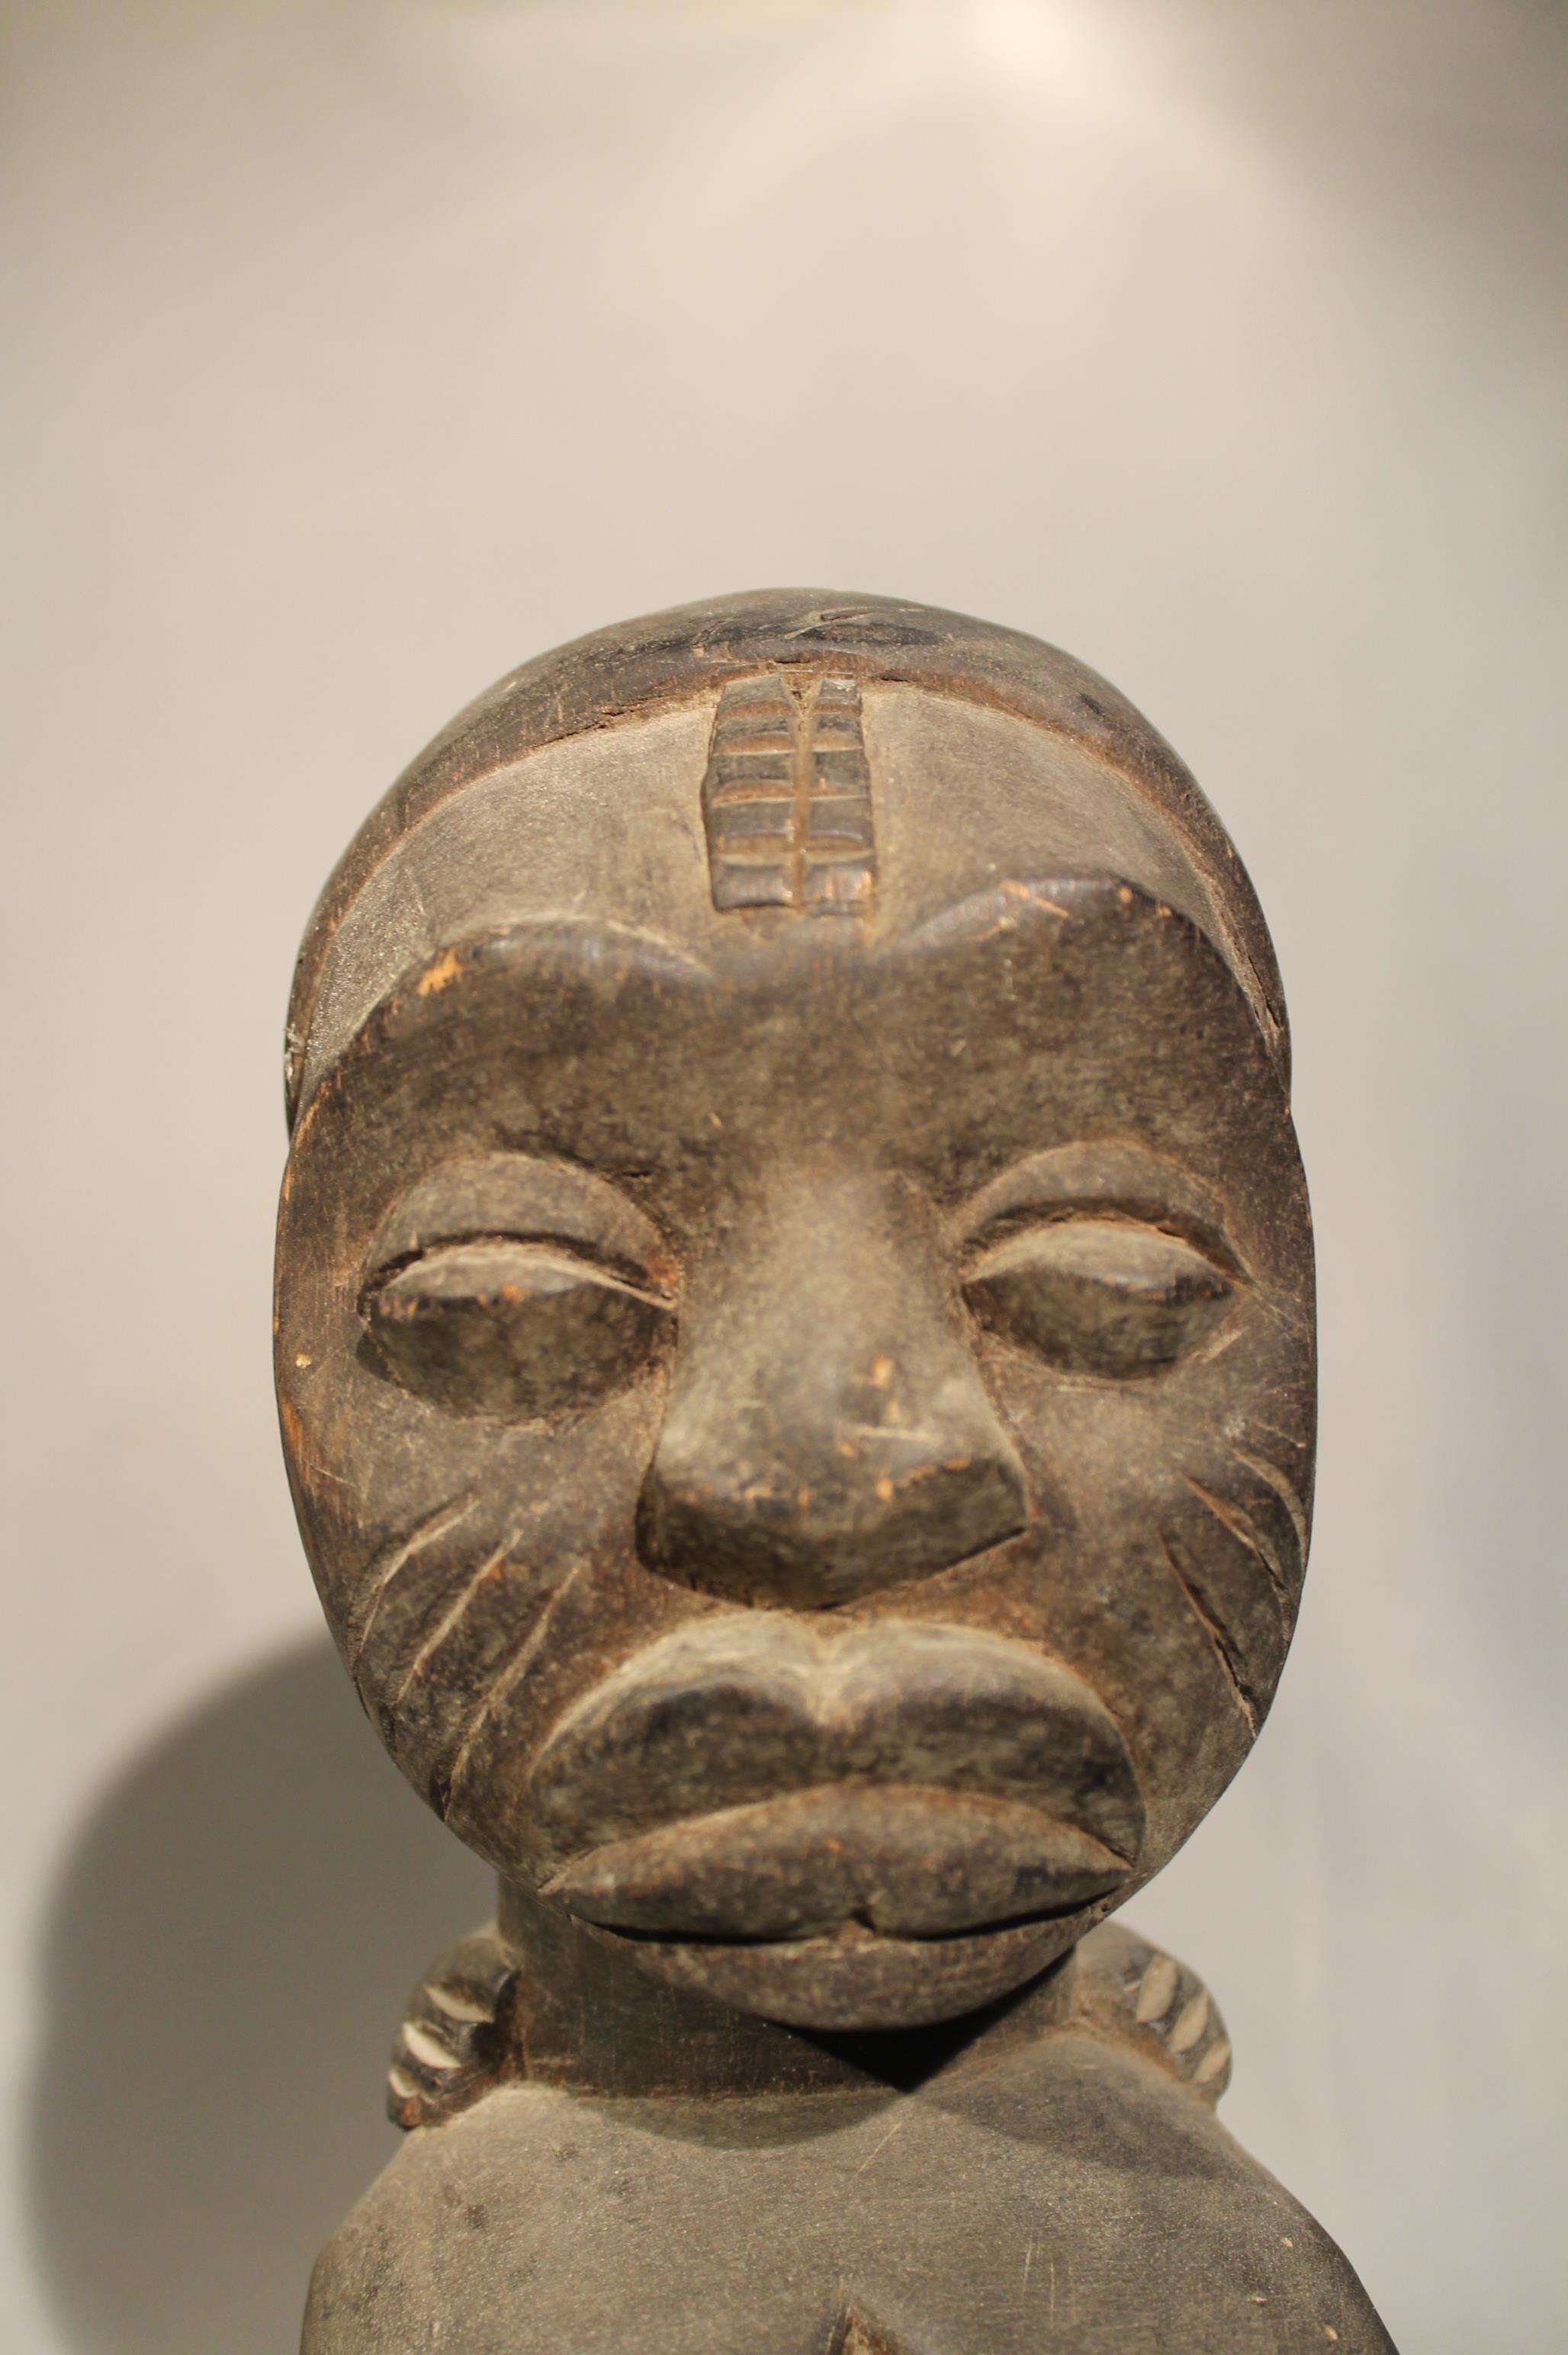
(277, 591), (1391, 2350)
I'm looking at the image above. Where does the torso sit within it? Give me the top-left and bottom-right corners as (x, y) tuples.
(305, 1928), (1393, 2355)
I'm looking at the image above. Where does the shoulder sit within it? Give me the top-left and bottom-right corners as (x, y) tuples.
(384, 1920), (517, 2130)
(1066, 1916), (1234, 2106)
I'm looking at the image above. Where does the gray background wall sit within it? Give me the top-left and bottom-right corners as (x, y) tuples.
(5, 3), (1564, 2348)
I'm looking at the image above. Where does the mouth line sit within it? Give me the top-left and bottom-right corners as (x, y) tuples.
(543, 1779), (1133, 1944)
(576, 1910), (1100, 1952)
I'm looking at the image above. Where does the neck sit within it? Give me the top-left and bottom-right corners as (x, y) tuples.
(496, 1878), (1078, 2100)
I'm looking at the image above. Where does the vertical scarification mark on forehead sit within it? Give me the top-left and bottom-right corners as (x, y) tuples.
(701, 671), (876, 914)
(701, 673), (796, 910)
(803, 673), (876, 910)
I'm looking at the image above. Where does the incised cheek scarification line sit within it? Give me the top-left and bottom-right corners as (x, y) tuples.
(1181, 1473), (1294, 1624)
(1240, 1413), (1303, 1448)
(440, 1557), (586, 1820)
(386, 1521), (529, 1712)
(1230, 1444), (1309, 1564)
(1158, 1530), (1260, 1739)
(347, 1492), (480, 1679)
(281, 1396), (358, 1499)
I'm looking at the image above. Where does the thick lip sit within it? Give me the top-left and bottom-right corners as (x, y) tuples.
(548, 1782), (1129, 1939)
(528, 1617), (1142, 1945)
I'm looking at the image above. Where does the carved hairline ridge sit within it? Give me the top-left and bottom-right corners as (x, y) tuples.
(284, 590), (1289, 1126)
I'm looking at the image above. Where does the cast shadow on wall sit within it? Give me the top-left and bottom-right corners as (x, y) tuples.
(29, 1634), (490, 2355)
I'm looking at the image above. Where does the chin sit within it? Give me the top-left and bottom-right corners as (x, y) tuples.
(603, 1910), (1100, 2034)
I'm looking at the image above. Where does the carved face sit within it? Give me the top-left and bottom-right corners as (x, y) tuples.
(276, 646), (1313, 2033)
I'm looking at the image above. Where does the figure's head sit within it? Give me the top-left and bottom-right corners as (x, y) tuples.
(275, 592), (1313, 2033)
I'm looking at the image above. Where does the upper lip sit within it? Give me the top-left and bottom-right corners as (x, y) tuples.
(528, 1615), (1143, 1938)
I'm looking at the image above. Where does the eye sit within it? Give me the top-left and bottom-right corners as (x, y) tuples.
(362, 1240), (671, 1421)
(962, 1218), (1235, 1379)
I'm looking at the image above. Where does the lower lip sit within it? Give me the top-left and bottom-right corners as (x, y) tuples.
(545, 1782), (1129, 1942)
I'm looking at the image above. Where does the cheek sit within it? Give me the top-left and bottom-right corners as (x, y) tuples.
(890, 1315), (1311, 1865)
(278, 1283), (669, 1817)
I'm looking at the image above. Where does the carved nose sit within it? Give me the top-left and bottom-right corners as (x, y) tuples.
(637, 1181), (1027, 1608)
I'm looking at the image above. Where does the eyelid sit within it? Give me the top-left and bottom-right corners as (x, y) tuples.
(360, 1232), (673, 1318)
(359, 1235), (673, 1423)
(962, 1216), (1238, 1380)
(961, 1202), (1243, 1283)
(365, 1154), (676, 1300)
(955, 1143), (1243, 1281)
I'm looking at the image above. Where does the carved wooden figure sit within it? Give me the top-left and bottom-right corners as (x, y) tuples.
(277, 592), (1394, 2352)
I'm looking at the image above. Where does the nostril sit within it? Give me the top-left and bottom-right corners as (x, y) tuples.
(637, 1438), (1028, 1610)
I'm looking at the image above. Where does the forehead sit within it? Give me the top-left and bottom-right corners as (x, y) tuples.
(296, 684), (1258, 1117)
(290, 892), (1300, 1271)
